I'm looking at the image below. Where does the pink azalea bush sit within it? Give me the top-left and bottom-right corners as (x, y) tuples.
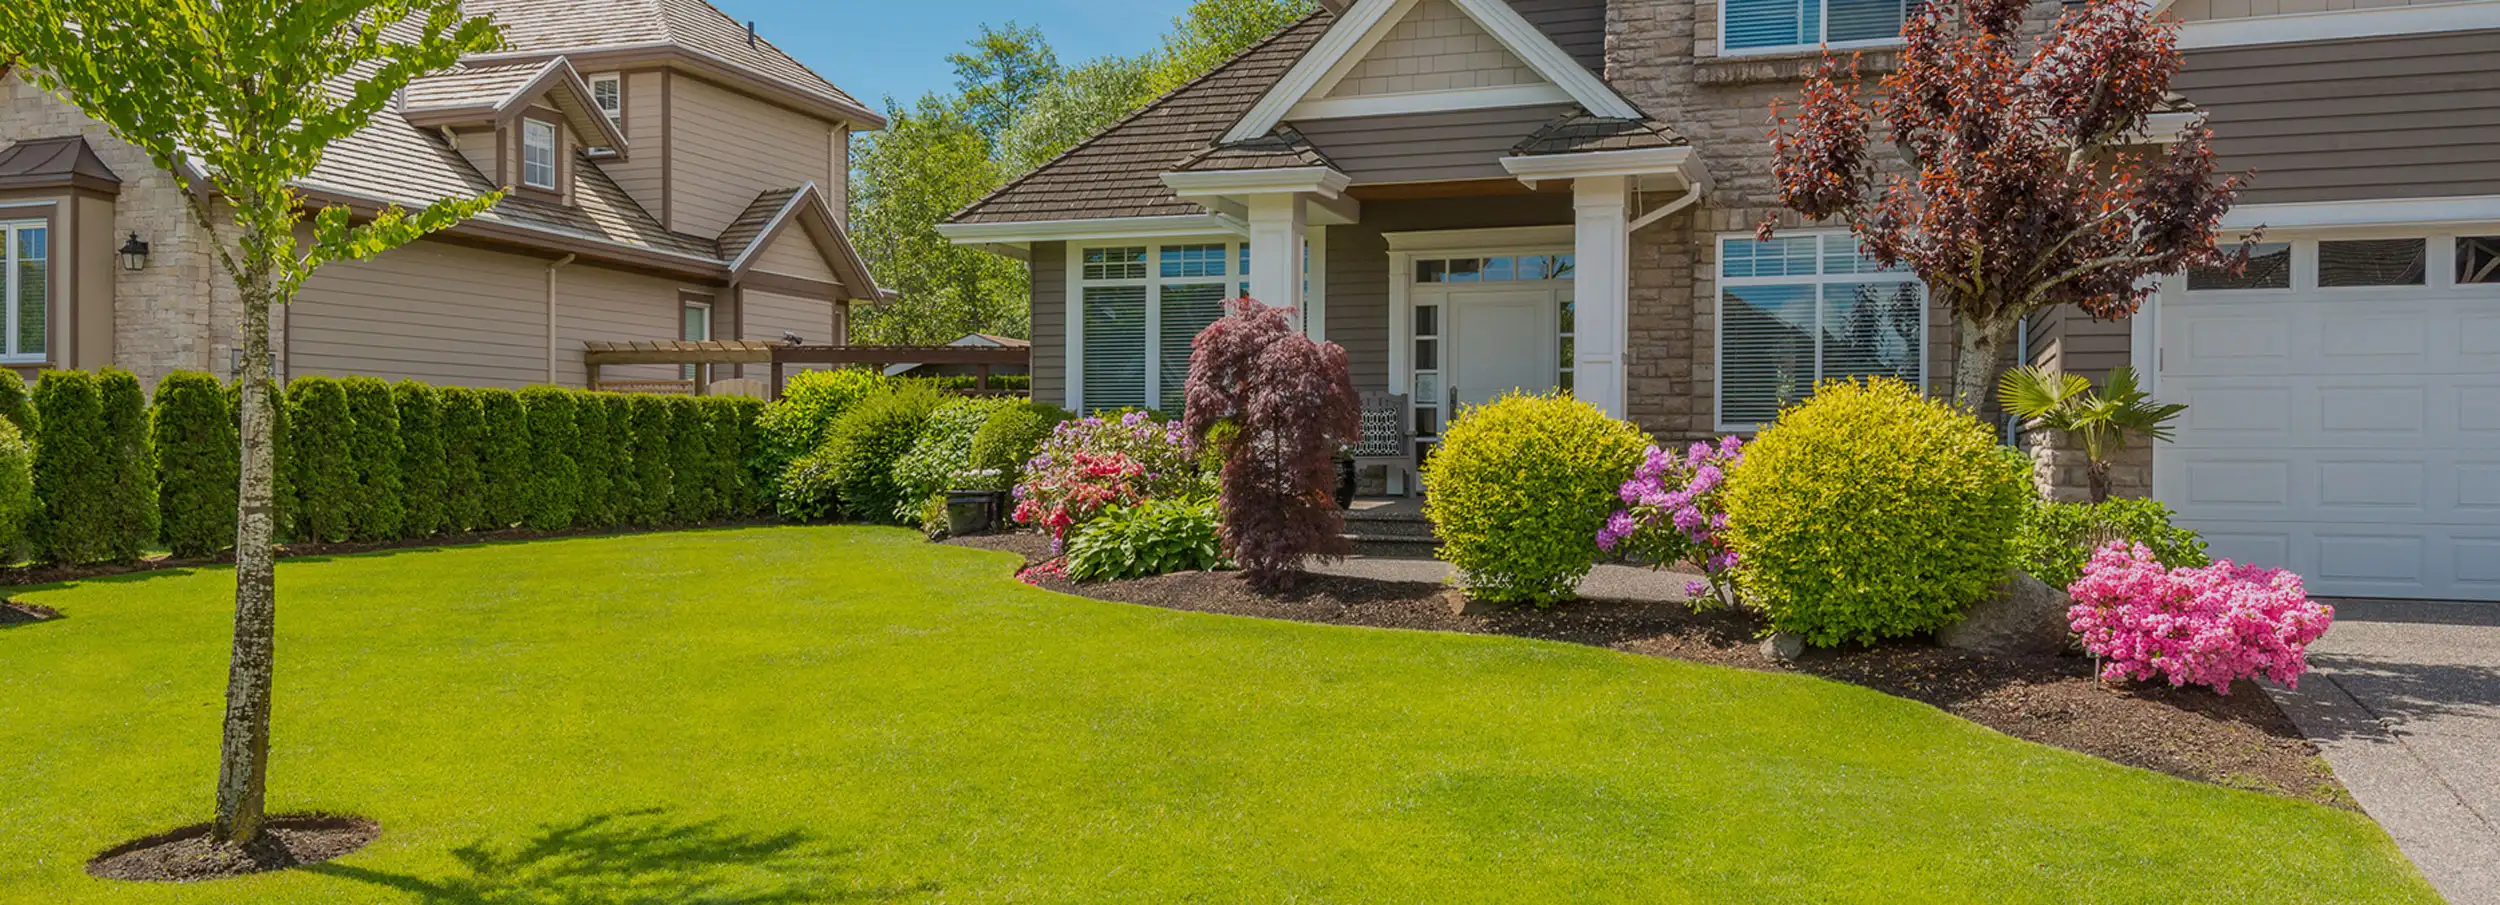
(1011, 412), (1203, 551)
(2067, 541), (2335, 694)
(1598, 436), (1745, 606)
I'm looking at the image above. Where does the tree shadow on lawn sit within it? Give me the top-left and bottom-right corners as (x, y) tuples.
(307, 808), (938, 905)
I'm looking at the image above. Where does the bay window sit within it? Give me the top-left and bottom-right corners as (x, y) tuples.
(2, 220), (47, 364)
(1073, 241), (1246, 413)
(1722, 0), (1920, 54)
(1716, 233), (1925, 430)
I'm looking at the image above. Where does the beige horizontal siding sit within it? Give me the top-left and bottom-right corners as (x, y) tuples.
(556, 262), (707, 387)
(669, 74), (838, 238)
(594, 70), (667, 219)
(750, 225), (839, 283)
(2179, 31), (2500, 204)
(741, 288), (837, 347)
(1293, 105), (1575, 184)
(2171, 0), (2442, 23)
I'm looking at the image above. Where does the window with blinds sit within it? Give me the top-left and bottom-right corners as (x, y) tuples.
(1076, 242), (1249, 413)
(1723, 0), (1917, 53)
(1718, 234), (1924, 429)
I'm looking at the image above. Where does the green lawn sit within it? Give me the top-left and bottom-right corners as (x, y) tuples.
(0, 526), (2435, 904)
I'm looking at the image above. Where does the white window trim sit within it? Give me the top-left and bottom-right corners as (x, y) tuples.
(1716, 0), (1913, 57)
(521, 119), (559, 190)
(2176, 0), (2500, 49)
(0, 218), (49, 365)
(680, 297), (713, 380)
(1064, 237), (1254, 413)
(587, 72), (623, 123)
(1712, 229), (1928, 432)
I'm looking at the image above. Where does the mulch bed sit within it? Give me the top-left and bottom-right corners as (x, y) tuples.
(950, 532), (2352, 808)
(1, 599), (60, 624)
(87, 814), (379, 883)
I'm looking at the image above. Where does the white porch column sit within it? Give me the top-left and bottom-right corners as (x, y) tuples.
(1573, 175), (1630, 417)
(1246, 192), (1308, 318)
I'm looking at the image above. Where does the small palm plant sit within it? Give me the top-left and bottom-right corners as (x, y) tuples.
(1999, 366), (2187, 503)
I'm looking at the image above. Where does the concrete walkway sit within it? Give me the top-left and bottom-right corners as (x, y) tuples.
(2266, 600), (2500, 905)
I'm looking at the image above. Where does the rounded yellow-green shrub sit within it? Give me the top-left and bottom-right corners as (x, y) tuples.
(1424, 392), (1650, 604)
(1722, 378), (2033, 647)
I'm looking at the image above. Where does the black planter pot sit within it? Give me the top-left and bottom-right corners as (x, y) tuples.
(1335, 458), (1357, 509)
(945, 489), (996, 537)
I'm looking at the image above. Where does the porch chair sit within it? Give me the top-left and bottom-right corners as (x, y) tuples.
(1350, 391), (1418, 498)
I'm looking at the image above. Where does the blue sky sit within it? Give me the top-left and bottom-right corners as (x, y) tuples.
(710, 1), (1197, 113)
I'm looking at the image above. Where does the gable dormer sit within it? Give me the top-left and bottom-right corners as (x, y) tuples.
(401, 58), (626, 205)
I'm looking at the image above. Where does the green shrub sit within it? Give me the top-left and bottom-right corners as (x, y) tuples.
(626, 394), (675, 526)
(0, 418), (33, 560)
(393, 381), (447, 538)
(1064, 497), (1226, 582)
(477, 388), (532, 530)
(704, 397), (762, 517)
(967, 401), (1069, 489)
(0, 369), (34, 437)
(2014, 497), (2211, 589)
(342, 377), (406, 541)
(284, 376), (358, 544)
(439, 387), (489, 533)
(775, 447), (842, 522)
(599, 394), (638, 524)
(153, 371), (239, 558)
(517, 386), (581, 532)
(1423, 392), (1650, 604)
(1722, 378), (2034, 647)
(816, 385), (947, 524)
(909, 374), (1032, 393)
(891, 397), (1010, 522)
(754, 368), (885, 492)
(665, 396), (715, 524)
(570, 392), (619, 530)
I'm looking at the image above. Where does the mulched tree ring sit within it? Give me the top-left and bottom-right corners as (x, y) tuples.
(0, 600), (60, 624)
(87, 815), (379, 882)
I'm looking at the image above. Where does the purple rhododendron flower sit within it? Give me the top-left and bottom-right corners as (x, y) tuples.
(1600, 436), (1746, 609)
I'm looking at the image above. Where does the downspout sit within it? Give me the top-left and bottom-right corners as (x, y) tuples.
(1629, 179), (1706, 235)
(545, 253), (575, 384)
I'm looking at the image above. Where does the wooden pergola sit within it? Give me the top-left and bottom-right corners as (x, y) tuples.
(582, 340), (1033, 400)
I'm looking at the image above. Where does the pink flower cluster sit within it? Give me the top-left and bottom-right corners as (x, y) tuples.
(1012, 413), (1201, 553)
(2067, 542), (2335, 694)
(1598, 436), (1744, 603)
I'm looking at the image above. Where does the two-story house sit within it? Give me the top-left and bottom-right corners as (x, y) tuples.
(939, 0), (2500, 602)
(0, 0), (882, 391)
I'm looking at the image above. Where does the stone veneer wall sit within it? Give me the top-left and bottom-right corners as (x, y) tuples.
(1606, 0), (2060, 443)
(2, 74), (247, 387)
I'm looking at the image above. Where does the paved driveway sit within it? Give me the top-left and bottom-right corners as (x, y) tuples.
(2268, 600), (2500, 905)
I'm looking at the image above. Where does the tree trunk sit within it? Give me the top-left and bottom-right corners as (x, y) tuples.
(1951, 314), (2018, 415)
(2086, 459), (2113, 505)
(213, 283), (278, 846)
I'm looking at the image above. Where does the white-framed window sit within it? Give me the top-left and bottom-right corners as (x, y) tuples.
(1716, 232), (1926, 430)
(1072, 240), (1250, 413)
(1722, 0), (1921, 55)
(1411, 302), (1442, 441)
(1, 220), (48, 364)
(521, 119), (559, 190)
(587, 73), (623, 125)
(680, 296), (712, 381)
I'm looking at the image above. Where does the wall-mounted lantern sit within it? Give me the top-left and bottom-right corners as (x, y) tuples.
(118, 232), (149, 272)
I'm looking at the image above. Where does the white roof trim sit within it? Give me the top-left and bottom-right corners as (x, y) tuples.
(935, 214), (1249, 246)
(1288, 83), (1574, 121)
(2177, 1), (2500, 49)
(2221, 194), (2500, 231)
(1223, 0), (1639, 145)
(1160, 166), (1353, 199)
(1501, 146), (1700, 187)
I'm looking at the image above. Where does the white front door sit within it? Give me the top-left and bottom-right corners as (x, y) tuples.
(1450, 288), (1561, 413)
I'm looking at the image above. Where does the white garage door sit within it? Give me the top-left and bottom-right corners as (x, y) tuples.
(2156, 236), (2500, 601)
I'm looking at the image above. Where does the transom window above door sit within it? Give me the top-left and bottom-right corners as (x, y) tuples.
(1722, 0), (1923, 55)
(1416, 254), (1574, 284)
(1717, 232), (1926, 430)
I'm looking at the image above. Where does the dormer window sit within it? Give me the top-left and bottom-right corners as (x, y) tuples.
(588, 73), (622, 125)
(521, 119), (558, 190)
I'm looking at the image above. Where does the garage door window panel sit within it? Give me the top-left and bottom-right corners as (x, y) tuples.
(2459, 236), (2500, 285)
(2318, 239), (2426, 288)
(2188, 242), (2291, 291)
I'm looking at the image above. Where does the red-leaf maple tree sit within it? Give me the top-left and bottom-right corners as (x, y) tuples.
(1766, 0), (2252, 411)
(1183, 297), (1361, 591)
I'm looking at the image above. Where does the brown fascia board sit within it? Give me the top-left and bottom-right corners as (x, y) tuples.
(460, 45), (886, 130)
(296, 187), (731, 284)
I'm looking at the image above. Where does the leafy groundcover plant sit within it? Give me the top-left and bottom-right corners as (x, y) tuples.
(1599, 437), (1745, 606)
(2068, 542), (2334, 694)
(1063, 497), (1226, 582)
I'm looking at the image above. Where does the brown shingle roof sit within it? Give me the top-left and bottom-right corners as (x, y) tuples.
(0, 136), (122, 192)
(401, 63), (548, 110)
(462, 0), (869, 119)
(1511, 110), (1687, 155)
(948, 12), (1334, 225)
(717, 187), (801, 261)
(1174, 126), (1338, 173)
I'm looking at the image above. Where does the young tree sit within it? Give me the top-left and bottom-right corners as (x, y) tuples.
(1999, 365), (2185, 503)
(1182, 297), (1360, 591)
(0, 0), (500, 846)
(1765, 0), (2249, 411)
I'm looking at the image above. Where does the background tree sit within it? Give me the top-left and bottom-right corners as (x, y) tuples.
(0, 0), (501, 846)
(1182, 298), (1360, 591)
(950, 23), (1060, 150)
(1765, 0), (2248, 411)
